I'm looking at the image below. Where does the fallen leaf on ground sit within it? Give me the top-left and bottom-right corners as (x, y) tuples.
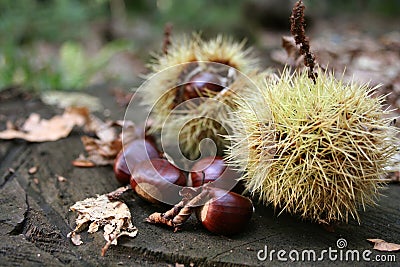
(41, 91), (103, 111)
(106, 185), (130, 201)
(72, 154), (96, 167)
(69, 231), (83, 246)
(73, 120), (139, 167)
(0, 107), (89, 142)
(68, 187), (138, 256)
(74, 136), (122, 166)
(367, 239), (400, 252)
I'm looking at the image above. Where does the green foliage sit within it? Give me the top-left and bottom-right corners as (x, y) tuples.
(0, 41), (131, 91)
(0, 0), (105, 45)
(126, 0), (244, 35)
(0, 0), (131, 91)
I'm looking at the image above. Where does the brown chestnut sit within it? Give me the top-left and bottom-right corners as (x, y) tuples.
(196, 188), (253, 235)
(130, 158), (186, 204)
(183, 72), (224, 100)
(189, 156), (245, 193)
(114, 138), (160, 185)
(190, 156), (226, 187)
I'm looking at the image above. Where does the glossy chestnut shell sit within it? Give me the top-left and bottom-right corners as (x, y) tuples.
(114, 138), (160, 185)
(130, 158), (186, 204)
(196, 188), (254, 235)
(183, 72), (224, 100)
(190, 156), (226, 187)
(190, 156), (245, 193)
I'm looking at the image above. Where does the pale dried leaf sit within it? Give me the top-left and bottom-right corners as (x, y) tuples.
(74, 120), (138, 167)
(40, 91), (103, 111)
(67, 231), (83, 246)
(0, 107), (89, 142)
(367, 239), (400, 252)
(68, 189), (137, 256)
(75, 136), (121, 166)
(88, 222), (99, 233)
(115, 121), (141, 145)
(96, 122), (117, 143)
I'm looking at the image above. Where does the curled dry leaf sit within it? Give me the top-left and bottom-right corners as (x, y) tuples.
(72, 154), (96, 167)
(68, 188), (138, 256)
(69, 231), (83, 246)
(367, 239), (400, 252)
(106, 185), (130, 201)
(76, 135), (122, 166)
(73, 120), (139, 167)
(0, 107), (89, 142)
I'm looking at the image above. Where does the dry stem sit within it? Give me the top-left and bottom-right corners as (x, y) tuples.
(290, 0), (317, 83)
(163, 23), (173, 55)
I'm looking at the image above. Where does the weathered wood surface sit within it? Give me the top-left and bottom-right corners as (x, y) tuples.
(0, 87), (399, 266)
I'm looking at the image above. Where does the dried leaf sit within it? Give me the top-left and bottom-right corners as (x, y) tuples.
(113, 120), (141, 146)
(106, 185), (130, 201)
(72, 154), (96, 167)
(74, 120), (139, 167)
(0, 107), (89, 142)
(367, 239), (400, 252)
(68, 231), (83, 246)
(75, 136), (122, 166)
(40, 91), (103, 112)
(68, 188), (138, 256)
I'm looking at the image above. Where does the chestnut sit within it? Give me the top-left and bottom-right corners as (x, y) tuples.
(114, 138), (160, 185)
(189, 156), (245, 193)
(183, 72), (224, 100)
(190, 156), (226, 187)
(196, 188), (253, 235)
(130, 158), (186, 204)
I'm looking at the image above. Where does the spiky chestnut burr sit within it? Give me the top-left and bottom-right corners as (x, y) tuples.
(140, 34), (260, 159)
(226, 69), (398, 223)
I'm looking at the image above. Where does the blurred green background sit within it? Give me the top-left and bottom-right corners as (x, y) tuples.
(1, 0), (399, 91)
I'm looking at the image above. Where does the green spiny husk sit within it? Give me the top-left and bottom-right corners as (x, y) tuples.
(227, 69), (398, 223)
